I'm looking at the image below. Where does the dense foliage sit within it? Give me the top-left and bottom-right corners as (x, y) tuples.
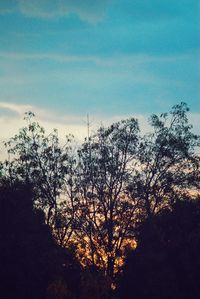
(0, 182), (82, 299)
(118, 197), (200, 299)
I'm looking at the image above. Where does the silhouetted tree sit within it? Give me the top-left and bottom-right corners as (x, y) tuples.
(3, 112), (78, 245)
(118, 197), (200, 299)
(129, 102), (200, 217)
(75, 118), (139, 280)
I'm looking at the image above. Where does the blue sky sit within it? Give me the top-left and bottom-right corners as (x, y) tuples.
(0, 0), (199, 141)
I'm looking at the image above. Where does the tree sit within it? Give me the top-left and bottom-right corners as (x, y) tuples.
(129, 102), (200, 217)
(3, 112), (78, 245)
(118, 197), (200, 299)
(75, 118), (139, 280)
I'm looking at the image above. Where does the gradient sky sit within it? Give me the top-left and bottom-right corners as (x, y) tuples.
(0, 0), (199, 142)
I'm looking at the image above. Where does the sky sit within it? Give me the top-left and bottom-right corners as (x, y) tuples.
(0, 0), (199, 145)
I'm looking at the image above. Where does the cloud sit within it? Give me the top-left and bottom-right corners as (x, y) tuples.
(0, 50), (193, 69)
(1, 0), (198, 22)
(0, 102), (32, 115)
(0, 101), (172, 141)
(0, 51), (102, 65)
(0, 101), (151, 144)
(0, 101), (89, 141)
(0, 0), (110, 23)
(16, 0), (110, 23)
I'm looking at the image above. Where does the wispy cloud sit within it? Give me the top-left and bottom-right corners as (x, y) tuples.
(0, 0), (111, 23)
(1, 0), (198, 23)
(0, 101), (151, 162)
(18, 0), (110, 23)
(0, 101), (89, 141)
(0, 50), (194, 68)
(0, 101), (32, 115)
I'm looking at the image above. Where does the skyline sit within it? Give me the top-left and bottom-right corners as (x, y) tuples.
(0, 0), (199, 144)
